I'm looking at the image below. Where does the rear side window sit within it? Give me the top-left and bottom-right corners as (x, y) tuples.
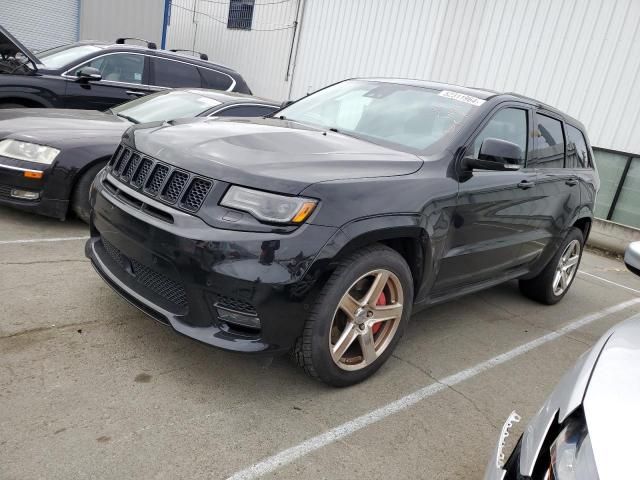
(214, 105), (278, 117)
(151, 57), (202, 88)
(529, 113), (564, 168)
(199, 67), (233, 91)
(566, 125), (591, 168)
(471, 108), (528, 165)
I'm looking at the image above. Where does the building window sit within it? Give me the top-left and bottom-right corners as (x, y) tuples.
(228, 0), (255, 30)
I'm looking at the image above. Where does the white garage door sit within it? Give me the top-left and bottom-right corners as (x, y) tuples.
(0, 0), (79, 52)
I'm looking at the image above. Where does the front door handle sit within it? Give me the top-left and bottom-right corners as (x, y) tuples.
(565, 179), (578, 186)
(126, 90), (146, 97)
(517, 180), (535, 190)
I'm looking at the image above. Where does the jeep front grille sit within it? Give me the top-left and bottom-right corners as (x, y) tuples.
(108, 145), (213, 212)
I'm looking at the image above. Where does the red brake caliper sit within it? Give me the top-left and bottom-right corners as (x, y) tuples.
(372, 291), (386, 335)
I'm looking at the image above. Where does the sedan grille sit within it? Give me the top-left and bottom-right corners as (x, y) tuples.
(107, 144), (213, 212)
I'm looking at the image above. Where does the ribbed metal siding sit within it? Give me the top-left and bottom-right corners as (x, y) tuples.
(290, 0), (640, 154)
(166, 0), (299, 99)
(79, 0), (165, 44)
(0, 0), (78, 50)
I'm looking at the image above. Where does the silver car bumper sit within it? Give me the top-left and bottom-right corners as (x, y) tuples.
(483, 411), (521, 480)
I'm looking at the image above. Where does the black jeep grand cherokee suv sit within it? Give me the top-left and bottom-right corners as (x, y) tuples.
(86, 79), (599, 387)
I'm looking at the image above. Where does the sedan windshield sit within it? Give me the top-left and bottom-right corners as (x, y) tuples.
(110, 90), (221, 123)
(279, 80), (481, 152)
(37, 45), (102, 69)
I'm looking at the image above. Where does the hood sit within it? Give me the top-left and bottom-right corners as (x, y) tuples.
(0, 25), (40, 69)
(127, 117), (423, 194)
(0, 109), (129, 145)
(583, 314), (640, 480)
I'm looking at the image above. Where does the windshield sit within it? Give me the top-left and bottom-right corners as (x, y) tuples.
(37, 44), (102, 69)
(110, 90), (221, 123)
(279, 80), (482, 152)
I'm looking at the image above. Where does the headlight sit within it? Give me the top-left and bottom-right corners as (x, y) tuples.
(547, 416), (599, 479)
(0, 139), (60, 164)
(221, 186), (317, 224)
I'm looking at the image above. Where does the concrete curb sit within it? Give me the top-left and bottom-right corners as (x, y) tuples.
(587, 218), (640, 255)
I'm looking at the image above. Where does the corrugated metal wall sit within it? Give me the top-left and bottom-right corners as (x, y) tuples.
(79, 0), (165, 45)
(290, 0), (640, 154)
(165, 0), (299, 100)
(168, 0), (640, 154)
(0, 0), (78, 51)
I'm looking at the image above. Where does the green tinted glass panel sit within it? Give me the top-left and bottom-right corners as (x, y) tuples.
(611, 157), (640, 228)
(592, 150), (628, 219)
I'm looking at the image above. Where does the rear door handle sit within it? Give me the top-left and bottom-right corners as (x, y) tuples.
(126, 90), (146, 97)
(565, 179), (578, 186)
(517, 180), (535, 190)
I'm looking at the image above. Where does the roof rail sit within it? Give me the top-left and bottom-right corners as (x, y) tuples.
(115, 37), (157, 49)
(169, 49), (209, 61)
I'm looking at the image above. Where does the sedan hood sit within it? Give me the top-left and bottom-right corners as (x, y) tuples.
(0, 109), (129, 145)
(127, 117), (423, 194)
(583, 314), (640, 480)
(0, 25), (40, 69)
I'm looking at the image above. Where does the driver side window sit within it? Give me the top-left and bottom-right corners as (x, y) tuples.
(70, 54), (145, 84)
(472, 108), (528, 165)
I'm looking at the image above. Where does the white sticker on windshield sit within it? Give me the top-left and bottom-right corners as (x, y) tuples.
(438, 90), (485, 106)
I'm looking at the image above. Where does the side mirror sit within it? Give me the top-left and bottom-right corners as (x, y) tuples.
(76, 67), (102, 82)
(624, 241), (640, 276)
(463, 138), (522, 171)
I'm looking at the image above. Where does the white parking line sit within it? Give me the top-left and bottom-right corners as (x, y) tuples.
(578, 271), (640, 295)
(0, 236), (89, 245)
(226, 298), (640, 480)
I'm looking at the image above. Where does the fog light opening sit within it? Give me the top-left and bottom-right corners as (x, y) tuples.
(10, 188), (40, 201)
(216, 306), (261, 333)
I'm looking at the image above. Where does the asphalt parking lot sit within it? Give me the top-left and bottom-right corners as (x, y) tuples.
(1, 206), (639, 480)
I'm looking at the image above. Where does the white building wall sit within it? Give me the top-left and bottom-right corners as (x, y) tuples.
(290, 0), (640, 155)
(166, 0), (299, 100)
(79, 0), (165, 45)
(169, 0), (640, 155)
(0, 0), (78, 51)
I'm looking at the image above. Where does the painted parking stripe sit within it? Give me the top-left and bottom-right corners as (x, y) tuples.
(226, 298), (640, 480)
(578, 270), (640, 295)
(0, 236), (89, 245)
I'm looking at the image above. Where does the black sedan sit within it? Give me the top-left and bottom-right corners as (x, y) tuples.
(0, 89), (278, 222)
(0, 25), (251, 110)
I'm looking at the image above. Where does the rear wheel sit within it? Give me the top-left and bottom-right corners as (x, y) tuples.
(293, 245), (413, 387)
(71, 163), (105, 223)
(0, 103), (26, 109)
(519, 227), (584, 304)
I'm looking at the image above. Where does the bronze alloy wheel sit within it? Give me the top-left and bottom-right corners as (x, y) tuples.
(552, 239), (581, 296)
(329, 269), (404, 371)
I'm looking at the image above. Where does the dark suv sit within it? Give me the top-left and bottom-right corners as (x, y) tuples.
(0, 25), (251, 110)
(86, 79), (599, 387)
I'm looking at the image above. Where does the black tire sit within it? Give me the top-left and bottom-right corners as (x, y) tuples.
(519, 227), (584, 305)
(71, 163), (105, 223)
(0, 103), (26, 109)
(292, 244), (414, 387)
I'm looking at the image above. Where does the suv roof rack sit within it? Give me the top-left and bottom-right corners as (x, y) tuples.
(169, 49), (209, 61)
(115, 37), (157, 49)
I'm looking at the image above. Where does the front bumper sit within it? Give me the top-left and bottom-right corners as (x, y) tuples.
(0, 159), (68, 219)
(86, 171), (338, 354)
(484, 411), (522, 480)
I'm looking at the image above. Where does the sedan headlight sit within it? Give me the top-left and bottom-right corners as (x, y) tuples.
(547, 416), (599, 480)
(221, 186), (317, 224)
(0, 139), (60, 164)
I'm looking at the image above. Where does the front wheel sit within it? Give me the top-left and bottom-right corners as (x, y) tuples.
(293, 244), (413, 387)
(71, 163), (105, 223)
(519, 227), (584, 305)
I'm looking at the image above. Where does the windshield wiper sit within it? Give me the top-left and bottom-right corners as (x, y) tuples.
(116, 113), (139, 124)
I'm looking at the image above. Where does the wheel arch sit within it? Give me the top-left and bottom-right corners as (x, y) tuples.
(572, 216), (592, 243)
(65, 155), (111, 215)
(0, 94), (50, 108)
(314, 215), (431, 295)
